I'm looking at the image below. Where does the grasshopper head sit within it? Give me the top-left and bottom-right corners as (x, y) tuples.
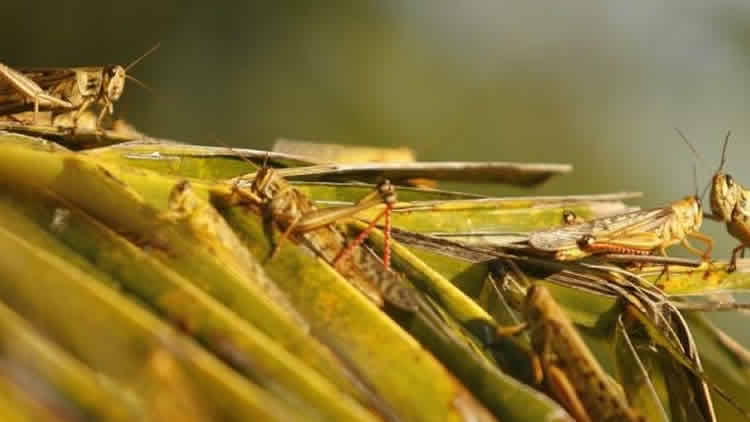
(250, 166), (280, 202)
(376, 179), (397, 206)
(710, 172), (739, 221)
(675, 195), (704, 227)
(708, 131), (738, 221)
(103, 65), (126, 101)
(562, 210), (579, 225)
(691, 194), (704, 228)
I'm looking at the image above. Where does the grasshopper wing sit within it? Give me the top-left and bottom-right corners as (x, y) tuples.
(16, 68), (77, 89)
(528, 207), (672, 252)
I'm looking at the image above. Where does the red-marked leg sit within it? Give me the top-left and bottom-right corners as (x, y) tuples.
(653, 246), (670, 288)
(332, 208), (387, 267)
(383, 203), (392, 269)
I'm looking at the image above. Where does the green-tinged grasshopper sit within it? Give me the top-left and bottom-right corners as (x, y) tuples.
(211, 165), (419, 311)
(0, 44), (158, 127)
(528, 195), (712, 263)
(542, 261), (750, 422)
(499, 284), (644, 422)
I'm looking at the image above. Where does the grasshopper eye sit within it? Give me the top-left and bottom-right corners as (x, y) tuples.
(562, 210), (577, 225)
(726, 174), (734, 188)
(577, 234), (595, 249)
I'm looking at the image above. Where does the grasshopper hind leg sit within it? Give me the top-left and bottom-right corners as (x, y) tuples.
(331, 203), (394, 269)
(545, 365), (593, 422)
(653, 246), (672, 288)
(729, 244), (745, 273)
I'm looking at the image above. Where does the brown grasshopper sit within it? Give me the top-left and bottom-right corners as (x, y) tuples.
(0, 44), (158, 127)
(680, 130), (750, 272)
(530, 133), (713, 265)
(493, 256), (750, 422)
(499, 284), (644, 422)
(528, 195), (712, 263)
(211, 164), (418, 311)
(699, 132), (750, 271)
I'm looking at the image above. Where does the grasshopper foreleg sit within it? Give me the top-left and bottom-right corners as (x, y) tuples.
(268, 214), (301, 261)
(729, 244), (745, 273)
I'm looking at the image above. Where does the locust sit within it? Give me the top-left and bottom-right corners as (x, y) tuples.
(699, 132), (750, 271)
(530, 134), (713, 265)
(680, 130), (750, 272)
(491, 254), (750, 422)
(539, 259), (750, 422)
(0, 43), (158, 127)
(211, 164), (419, 311)
(498, 284), (645, 422)
(527, 195), (712, 264)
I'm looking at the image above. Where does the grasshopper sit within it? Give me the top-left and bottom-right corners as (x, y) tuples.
(528, 195), (712, 264)
(699, 132), (750, 271)
(0, 43), (158, 127)
(531, 134), (713, 264)
(703, 132), (741, 222)
(499, 284), (644, 422)
(541, 260), (750, 422)
(212, 164), (418, 311)
(680, 130), (750, 272)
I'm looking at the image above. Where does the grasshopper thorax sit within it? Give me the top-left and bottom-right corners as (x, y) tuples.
(103, 65), (126, 101)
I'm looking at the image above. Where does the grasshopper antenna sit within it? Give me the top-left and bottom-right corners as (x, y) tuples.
(693, 163), (700, 198)
(125, 42), (161, 72)
(262, 152), (271, 170)
(717, 130), (731, 174)
(125, 74), (153, 93)
(676, 128), (708, 167)
(699, 130), (732, 202)
(675, 128), (713, 201)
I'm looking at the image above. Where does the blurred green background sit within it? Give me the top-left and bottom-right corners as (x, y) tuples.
(4, 1), (750, 257)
